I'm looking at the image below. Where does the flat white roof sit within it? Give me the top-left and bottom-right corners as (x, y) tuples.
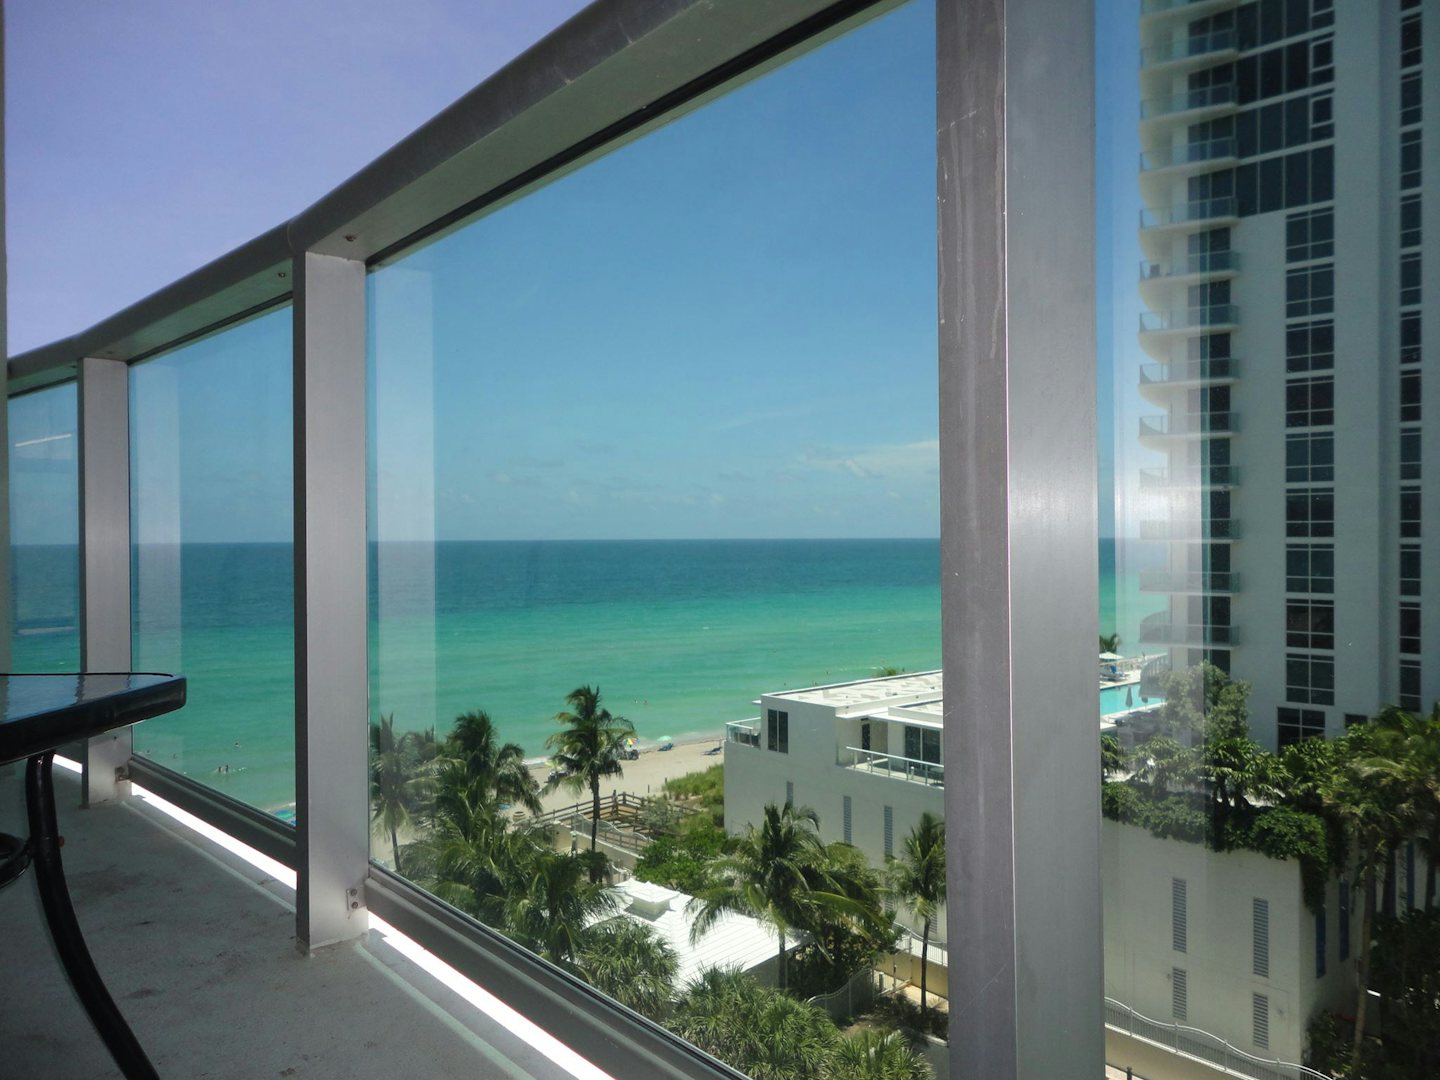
(765, 670), (944, 710)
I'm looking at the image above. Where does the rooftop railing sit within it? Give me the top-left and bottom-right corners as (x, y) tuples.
(1139, 358), (1239, 385)
(844, 746), (944, 788)
(725, 718), (762, 748)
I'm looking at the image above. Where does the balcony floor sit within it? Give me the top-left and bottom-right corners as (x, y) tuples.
(0, 764), (583, 1080)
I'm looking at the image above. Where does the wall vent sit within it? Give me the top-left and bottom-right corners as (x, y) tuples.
(1252, 992), (1269, 1050)
(1172, 968), (1188, 1022)
(1172, 878), (1188, 953)
(843, 796), (853, 844)
(1253, 897), (1270, 978)
(883, 806), (894, 858)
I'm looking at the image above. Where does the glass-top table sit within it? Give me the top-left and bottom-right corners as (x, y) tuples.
(0, 672), (186, 1080)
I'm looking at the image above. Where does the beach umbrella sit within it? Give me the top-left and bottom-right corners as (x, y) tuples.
(1098, 651), (1123, 662)
(1125, 685), (1133, 708)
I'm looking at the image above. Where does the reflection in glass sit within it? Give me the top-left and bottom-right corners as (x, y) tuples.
(130, 306), (295, 818)
(368, 2), (942, 1071)
(1101, 1), (1435, 1076)
(8, 385), (80, 672)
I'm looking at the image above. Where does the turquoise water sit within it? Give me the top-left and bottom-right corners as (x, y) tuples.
(14, 537), (1156, 815)
(1099, 682), (1163, 716)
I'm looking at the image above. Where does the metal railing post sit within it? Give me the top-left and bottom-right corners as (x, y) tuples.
(293, 251), (370, 952)
(78, 356), (133, 805)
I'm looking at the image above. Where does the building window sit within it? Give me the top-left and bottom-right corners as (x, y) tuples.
(1253, 897), (1271, 978)
(1286, 544), (1334, 594)
(1286, 320), (1334, 372)
(1253, 993), (1270, 1051)
(785, 780), (794, 808)
(843, 795), (853, 844)
(1287, 600), (1335, 650)
(1286, 658), (1335, 706)
(1401, 546), (1421, 597)
(1286, 377), (1334, 427)
(883, 805), (894, 859)
(1401, 194), (1423, 249)
(1401, 130), (1422, 190)
(1401, 487), (1421, 538)
(1286, 208), (1334, 263)
(1401, 430), (1422, 481)
(1310, 91), (1333, 140)
(1287, 490), (1335, 537)
(1286, 432), (1334, 482)
(767, 709), (789, 754)
(1400, 662), (1422, 712)
(1172, 877), (1188, 953)
(1401, 312), (1422, 366)
(1402, 13), (1422, 69)
(1401, 371), (1422, 423)
(1401, 72), (1423, 127)
(1401, 252), (1423, 307)
(1278, 706), (1327, 749)
(1172, 968), (1188, 1023)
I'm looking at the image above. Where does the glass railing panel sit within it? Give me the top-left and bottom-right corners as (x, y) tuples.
(129, 306), (295, 821)
(8, 383), (80, 672)
(1101, 0), (1434, 1076)
(369, 2), (944, 1071)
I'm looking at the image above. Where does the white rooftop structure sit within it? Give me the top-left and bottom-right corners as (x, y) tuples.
(766, 671), (944, 720)
(601, 878), (783, 986)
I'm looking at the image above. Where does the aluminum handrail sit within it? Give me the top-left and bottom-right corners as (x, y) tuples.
(1104, 997), (1328, 1080)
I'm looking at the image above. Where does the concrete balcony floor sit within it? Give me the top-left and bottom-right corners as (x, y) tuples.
(0, 764), (583, 1080)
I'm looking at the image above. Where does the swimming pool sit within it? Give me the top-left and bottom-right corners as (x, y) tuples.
(1099, 682), (1161, 716)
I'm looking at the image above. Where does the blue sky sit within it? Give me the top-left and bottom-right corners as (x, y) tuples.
(6, 0), (590, 354)
(11, 1), (942, 544)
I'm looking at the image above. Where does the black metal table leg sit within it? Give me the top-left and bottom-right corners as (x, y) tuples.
(25, 752), (160, 1080)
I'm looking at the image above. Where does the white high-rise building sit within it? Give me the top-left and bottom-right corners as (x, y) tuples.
(1134, 0), (1438, 750)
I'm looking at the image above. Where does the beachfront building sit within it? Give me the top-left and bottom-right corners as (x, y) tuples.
(724, 671), (945, 875)
(1133, 0), (1440, 750)
(722, 670), (1369, 1069)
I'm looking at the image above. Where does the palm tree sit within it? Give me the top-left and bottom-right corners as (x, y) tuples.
(1098, 632), (1121, 654)
(1201, 733), (1279, 835)
(689, 802), (881, 991)
(546, 685), (635, 880)
(1323, 724), (1414, 1069)
(1370, 703), (1440, 910)
(413, 774), (543, 921)
(445, 709), (542, 815)
(670, 968), (841, 1080)
(501, 847), (616, 968)
(576, 918), (679, 1019)
(889, 812), (946, 1019)
(369, 714), (431, 871)
(829, 1030), (934, 1080)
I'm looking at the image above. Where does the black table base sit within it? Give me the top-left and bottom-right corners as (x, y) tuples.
(23, 752), (159, 1080)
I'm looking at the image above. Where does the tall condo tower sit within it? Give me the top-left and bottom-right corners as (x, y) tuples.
(1135, 0), (1438, 748)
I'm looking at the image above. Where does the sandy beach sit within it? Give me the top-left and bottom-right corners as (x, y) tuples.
(530, 736), (725, 815)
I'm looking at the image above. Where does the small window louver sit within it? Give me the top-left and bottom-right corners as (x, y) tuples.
(1172, 968), (1188, 1022)
(1252, 993), (1269, 1050)
(1253, 897), (1270, 978)
(883, 806), (894, 858)
(1172, 878), (1188, 953)
(843, 796), (853, 843)
(785, 780), (794, 807)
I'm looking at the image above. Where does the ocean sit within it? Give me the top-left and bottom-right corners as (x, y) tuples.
(11, 537), (1156, 815)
